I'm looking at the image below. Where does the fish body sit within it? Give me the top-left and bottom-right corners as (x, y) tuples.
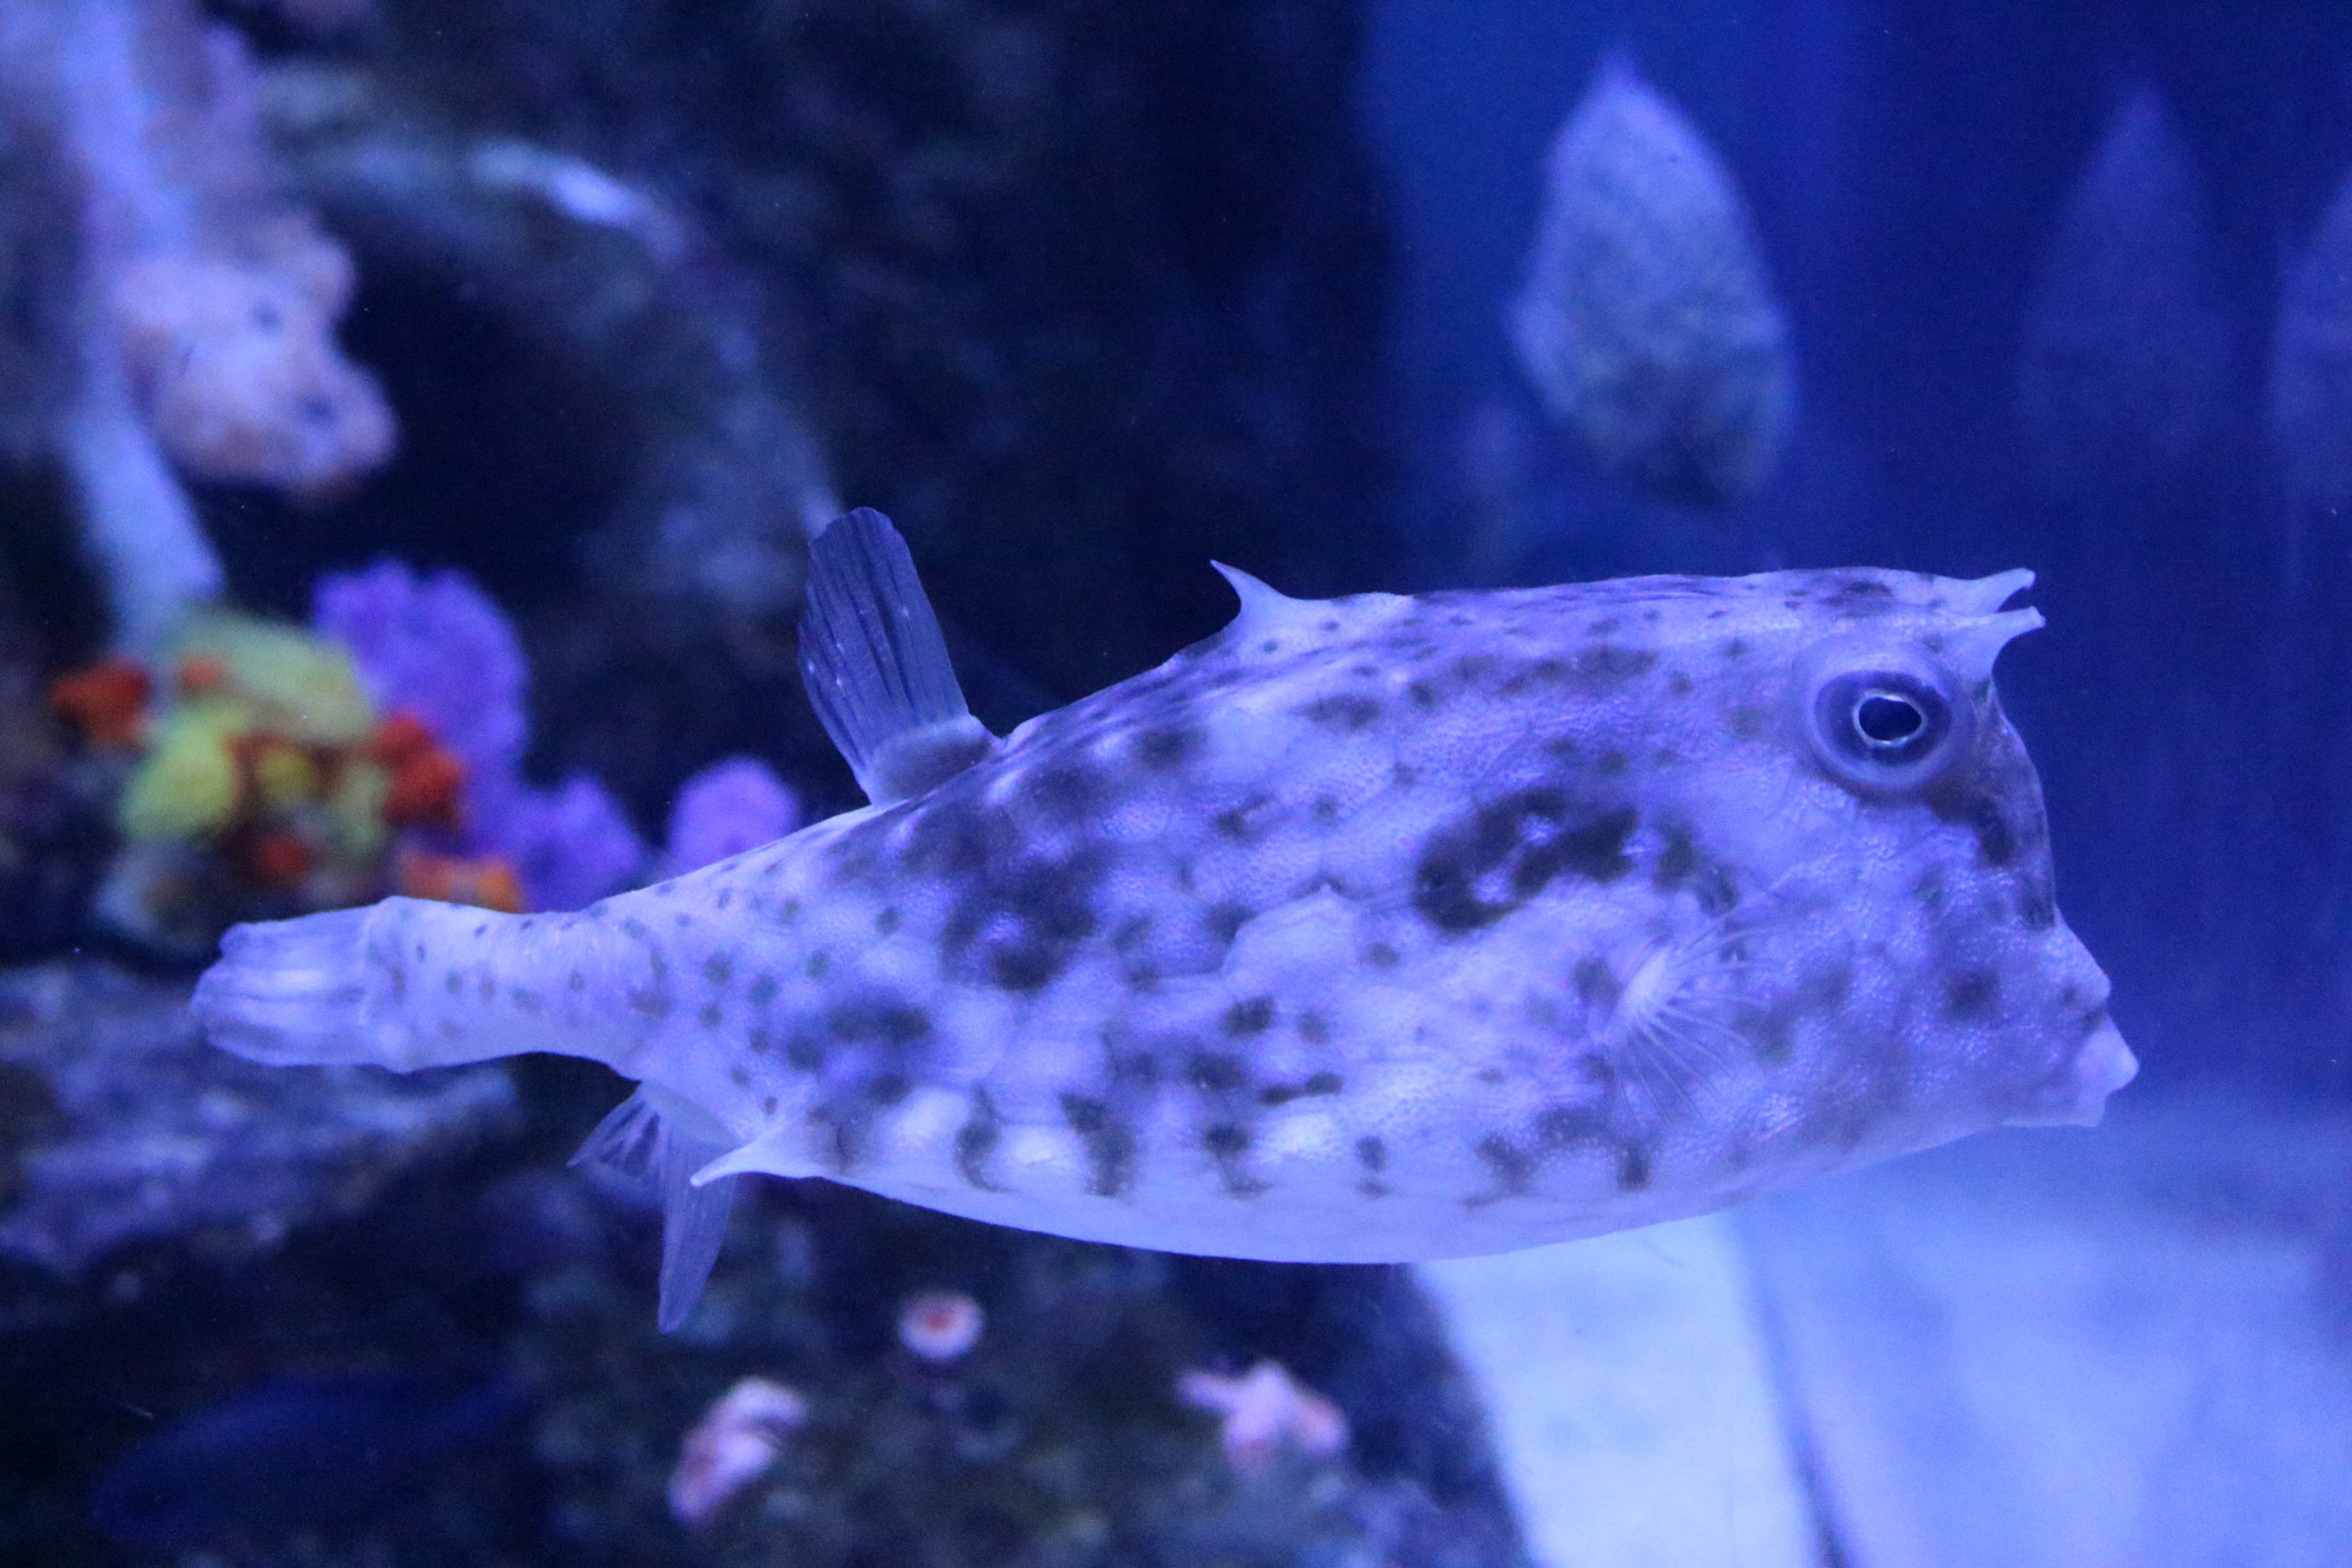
(198, 513), (2134, 1325)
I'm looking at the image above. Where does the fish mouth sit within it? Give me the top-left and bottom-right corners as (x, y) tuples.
(2003, 1014), (2139, 1128)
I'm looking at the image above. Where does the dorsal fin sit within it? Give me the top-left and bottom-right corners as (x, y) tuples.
(798, 509), (998, 805)
(1211, 560), (1316, 638)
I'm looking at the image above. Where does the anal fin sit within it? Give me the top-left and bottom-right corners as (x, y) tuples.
(572, 1087), (741, 1332)
(798, 507), (998, 805)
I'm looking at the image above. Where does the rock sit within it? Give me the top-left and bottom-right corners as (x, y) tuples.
(0, 961), (517, 1298)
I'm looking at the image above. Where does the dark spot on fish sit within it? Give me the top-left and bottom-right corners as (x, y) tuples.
(568, 970), (585, 993)
(444, 972), (462, 995)
(1205, 902), (1251, 944)
(704, 954), (733, 987)
(1363, 941), (1401, 968)
(1720, 638), (1748, 660)
(715, 889), (732, 909)
(1261, 638), (1280, 654)
(1204, 1123), (1250, 1156)
(956, 1092), (1001, 1189)
(1136, 725), (1204, 770)
(1832, 576), (1896, 615)
(1302, 1070), (1342, 1095)
(1407, 681), (1438, 709)
(1413, 791), (1636, 933)
(1728, 706), (1764, 738)
(728, 1064), (751, 1089)
(808, 951), (831, 979)
(779, 897), (802, 922)
(1356, 1135), (1387, 1171)
(1311, 795), (1340, 824)
(1597, 749), (1629, 776)
(749, 974), (778, 1007)
(698, 1003), (724, 1030)
(1302, 694), (1383, 730)
(1617, 1144), (1653, 1190)
(1215, 801), (1267, 841)
(1223, 997), (1276, 1035)
(1189, 1052), (1248, 1092)
(628, 988), (673, 1019)
(1577, 646), (1657, 682)
(1802, 962), (1853, 1010)
(1573, 956), (1621, 1008)
(1023, 761), (1104, 823)
(1296, 1010), (1330, 1044)
(867, 1073), (910, 1106)
(1668, 671), (1694, 695)
(1060, 1095), (1136, 1196)
(1944, 966), (2000, 1020)
(1535, 1104), (1608, 1147)
(825, 1000), (932, 1046)
(1586, 616), (1621, 636)
(876, 907), (901, 935)
(1476, 1134), (1533, 1197)
(510, 987), (541, 1015)
(1926, 781), (2019, 867)
(2018, 884), (2056, 930)
(786, 1035), (824, 1071)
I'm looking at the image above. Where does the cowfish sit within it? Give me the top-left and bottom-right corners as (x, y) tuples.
(196, 509), (2136, 1329)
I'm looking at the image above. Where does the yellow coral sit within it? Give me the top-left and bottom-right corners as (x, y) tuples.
(325, 760), (392, 860)
(173, 613), (376, 747)
(119, 702), (245, 841)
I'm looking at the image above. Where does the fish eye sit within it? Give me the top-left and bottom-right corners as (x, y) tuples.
(1799, 652), (1971, 793)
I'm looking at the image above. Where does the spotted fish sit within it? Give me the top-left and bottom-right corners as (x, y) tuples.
(195, 510), (2136, 1328)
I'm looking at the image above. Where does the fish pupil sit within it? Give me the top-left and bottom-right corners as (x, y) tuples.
(1854, 690), (1926, 747)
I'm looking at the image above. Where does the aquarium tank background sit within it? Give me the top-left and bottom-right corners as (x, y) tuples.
(0, 1), (2346, 1564)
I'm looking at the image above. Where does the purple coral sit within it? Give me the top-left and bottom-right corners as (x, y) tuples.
(661, 757), (799, 876)
(483, 773), (645, 914)
(313, 558), (644, 909)
(313, 559), (527, 775)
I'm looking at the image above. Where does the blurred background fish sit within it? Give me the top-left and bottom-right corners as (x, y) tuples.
(88, 1369), (526, 1552)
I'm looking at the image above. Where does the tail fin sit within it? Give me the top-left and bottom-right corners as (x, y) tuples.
(194, 906), (394, 1067)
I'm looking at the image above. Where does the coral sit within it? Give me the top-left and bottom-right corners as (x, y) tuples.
(484, 772), (643, 912)
(662, 756), (800, 876)
(2272, 163), (2352, 511)
(1510, 54), (1792, 510)
(1177, 1359), (1351, 1473)
(667, 1377), (808, 1528)
(2018, 89), (2225, 495)
(315, 558), (646, 910)
(897, 1289), (985, 1364)
(313, 558), (527, 776)
(112, 229), (396, 492)
(0, 0), (395, 649)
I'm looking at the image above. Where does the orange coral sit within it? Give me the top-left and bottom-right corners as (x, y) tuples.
(50, 658), (153, 747)
(366, 710), (435, 768)
(384, 750), (465, 829)
(175, 652), (230, 697)
(397, 848), (524, 913)
(241, 830), (314, 890)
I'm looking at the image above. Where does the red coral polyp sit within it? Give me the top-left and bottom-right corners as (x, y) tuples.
(50, 659), (153, 748)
